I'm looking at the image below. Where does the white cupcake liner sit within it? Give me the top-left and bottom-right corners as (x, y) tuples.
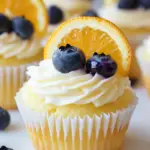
(0, 62), (37, 109)
(16, 98), (137, 150)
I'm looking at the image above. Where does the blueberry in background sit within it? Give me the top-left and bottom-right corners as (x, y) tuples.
(52, 44), (86, 73)
(12, 17), (34, 40)
(139, 0), (150, 9)
(48, 5), (64, 24)
(82, 10), (98, 17)
(0, 13), (12, 35)
(86, 53), (117, 78)
(0, 146), (13, 150)
(118, 0), (138, 9)
(0, 107), (10, 130)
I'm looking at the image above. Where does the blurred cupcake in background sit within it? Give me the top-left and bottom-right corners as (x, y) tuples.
(99, 0), (150, 83)
(42, 0), (93, 46)
(136, 37), (150, 95)
(44, 0), (93, 18)
(42, 4), (65, 46)
(0, 0), (48, 109)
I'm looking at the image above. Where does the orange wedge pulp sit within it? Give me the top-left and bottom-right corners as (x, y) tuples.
(0, 0), (48, 37)
(44, 17), (132, 76)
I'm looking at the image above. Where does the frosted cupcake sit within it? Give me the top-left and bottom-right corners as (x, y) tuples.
(136, 37), (150, 94)
(16, 17), (137, 150)
(100, 0), (150, 81)
(0, 0), (48, 109)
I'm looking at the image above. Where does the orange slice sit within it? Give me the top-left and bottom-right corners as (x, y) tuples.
(44, 17), (131, 76)
(0, 0), (48, 37)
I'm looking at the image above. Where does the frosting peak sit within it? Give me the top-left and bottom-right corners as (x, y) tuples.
(27, 59), (132, 107)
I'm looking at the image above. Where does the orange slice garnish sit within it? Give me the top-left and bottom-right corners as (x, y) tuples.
(44, 17), (131, 76)
(0, 0), (48, 37)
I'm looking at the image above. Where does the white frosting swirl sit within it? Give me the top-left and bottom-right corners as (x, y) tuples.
(100, 5), (150, 28)
(0, 33), (42, 59)
(27, 59), (132, 107)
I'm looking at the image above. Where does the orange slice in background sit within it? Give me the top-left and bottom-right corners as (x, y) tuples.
(0, 0), (48, 37)
(44, 17), (132, 76)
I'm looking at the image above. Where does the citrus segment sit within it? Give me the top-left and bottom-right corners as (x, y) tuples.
(44, 17), (131, 76)
(0, 0), (48, 37)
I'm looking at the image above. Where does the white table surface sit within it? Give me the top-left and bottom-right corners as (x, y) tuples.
(0, 87), (150, 150)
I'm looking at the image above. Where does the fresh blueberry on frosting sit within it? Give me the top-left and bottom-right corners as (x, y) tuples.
(139, 0), (150, 9)
(86, 53), (117, 78)
(118, 0), (138, 9)
(52, 44), (86, 73)
(82, 10), (98, 17)
(12, 17), (34, 40)
(48, 5), (64, 24)
(0, 13), (12, 34)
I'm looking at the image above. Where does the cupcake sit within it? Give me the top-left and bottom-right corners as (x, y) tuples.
(136, 37), (150, 94)
(0, 0), (48, 109)
(99, 0), (150, 81)
(16, 17), (137, 150)
(42, 0), (93, 46)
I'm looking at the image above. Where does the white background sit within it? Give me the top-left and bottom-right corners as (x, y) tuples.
(0, 87), (150, 150)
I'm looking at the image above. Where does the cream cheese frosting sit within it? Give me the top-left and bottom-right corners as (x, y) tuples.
(0, 33), (42, 59)
(26, 59), (133, 107)
(100, 5), (150, 28)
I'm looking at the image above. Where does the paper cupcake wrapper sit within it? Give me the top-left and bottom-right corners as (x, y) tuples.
(17, 99), (137, 150)
(0, 62), (37, 109)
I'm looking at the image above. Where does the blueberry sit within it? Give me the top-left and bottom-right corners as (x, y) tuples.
(139, 0), (150, 9)
(0, 13), (12, 34)
(0, 146), (13, 150)
(0, 107), (10, 130)
(12, 17), (34, 40)
(86, 53), (117, 78)
(52, 44), (86, 73)
(82, 10), (98, 17)
(48, 5), (64, 24)
(118, 0), (138, 9)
